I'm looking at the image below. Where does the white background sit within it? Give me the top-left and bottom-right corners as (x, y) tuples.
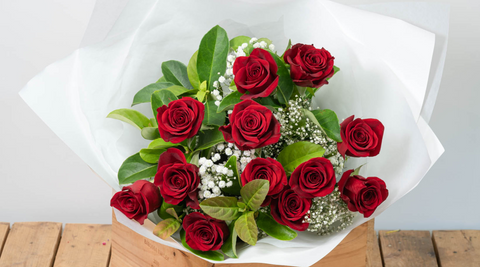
(0, 0), (479, 230)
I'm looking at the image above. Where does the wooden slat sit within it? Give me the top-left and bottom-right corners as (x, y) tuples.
(379, 230), (438, 267)
(432, 230), (480, 267)
(0, 222), (62, 267)
(53, 224), (111, 267)
(0, 223), (9, 256)
(366, 220), (382, 267)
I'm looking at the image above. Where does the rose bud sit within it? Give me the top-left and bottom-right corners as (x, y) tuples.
(110, 180), (161, 225)
(283, 44), (335, 88)
(156, 97), (205, 143)
(270, 187), (312, 231)
(183, 212), (229, 251)
(338, 170), (389, 218)
(233, 48), (279, 100)
(289, 157), (336, 198)
(241, 157), (287, 206)
(219, 100), (281, 150)
(337, 115), (385, 158)
(154, 148), (200, 209)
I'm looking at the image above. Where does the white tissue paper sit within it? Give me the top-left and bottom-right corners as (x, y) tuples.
(19, 0), (448, 266)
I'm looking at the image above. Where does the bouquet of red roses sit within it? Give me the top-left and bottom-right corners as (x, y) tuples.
(109, 25), (388, 261)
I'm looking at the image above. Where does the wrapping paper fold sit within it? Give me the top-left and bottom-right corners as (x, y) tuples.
(20, 0), (448, 266)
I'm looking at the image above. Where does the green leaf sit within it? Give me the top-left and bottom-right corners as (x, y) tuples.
(196, 81), (207, 102)
(240, 179), (269, 211)
(132, 82), (175, 106)
(148, 138), (176, 149)
(118, 153), (157, 184)
(180, 229), (224, 261)
(158, 201), (185, 220)
(229, 35), (251, 50)
(151, 89), (177, 117)
(161, 60), (193, 89)
(204, 100), (226, 126)
(157, 76), (167, 83)
(139, 148), (165, 164)
(234, 212), (257, 246)
(165, 208), (179, 220)
(306, 109), (342, 142)
(220, 156), (242, 196)
(351, 164), (366, 176)
(140, 127), (160, 140)
(197, 25), (229, 90)
(256, 212), (297, 241)
(153, 218), (181, 240)
(164, 85), (191, 96)
(187, 51), (201, 89)
(257, 38), (272, 47)
(200, 197), (240, 221)
(221, 222), (238, 258)
(237, 202), (247, 212)
(217, 91), (242, 113)
(195, 127), (225, 152)
(255, 96), (281, 108)
(268, 52), (294, 104)
(277, 141), (325, 174)
(228, 79), (237, 91)
(107, 109), (150, 130)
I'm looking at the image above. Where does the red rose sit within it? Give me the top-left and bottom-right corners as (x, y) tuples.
(289, 157), (336, 198)
(283, 44), (335, 88)
(154, 148), (200, 209)
(219, 100), (281, 150)
(110, 180), (161, 225)
(337, 115), (385, 158)
(241, 157), (287, 206)
(270, 187), (311, 231)
(338, 170), (388, 218)
(157, 97), (205, 143)
(183, 212), (229, 251)
(233, 48), (279, 100)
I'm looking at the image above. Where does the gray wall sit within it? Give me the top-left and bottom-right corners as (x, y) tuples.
(0, 0), (478, 230)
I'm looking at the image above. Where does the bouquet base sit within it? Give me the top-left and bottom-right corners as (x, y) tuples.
(111, 211), (372, 267)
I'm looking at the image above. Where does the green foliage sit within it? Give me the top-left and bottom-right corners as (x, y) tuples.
(197, 25), (229, 90)
(220, 156), (242, 196)
(221, 222), (238, 258)
(204, 100), (226, 126)
(161, 60), (193, 89)
(117, 153), (157, 184)
(234, 211), (258, 246)
(256, 212), (297, 241)
(107, 109), (150, 130)
(132, 82), (175, 106)
(217, 91), (242, 113)
(148, 138), (176, 150)
(268, 51), (294, 104)
(195, 127), (225, 152)
(240, 180), (269, 211)
(139, 148), (165, 164)
(151, 89), (177, 117)
(200, 197), (240, 221)
(196, 81), (207, 102)
(140, 127), (160, 140)
(158, 201), (185, 220)
(304, 109), (342, 142)
(153, 218), (181, 240)
(277, 141), (325, 173)
(187, 51), (200, 89)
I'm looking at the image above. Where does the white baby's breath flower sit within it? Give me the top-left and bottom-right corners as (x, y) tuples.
(227, 55), (235, 62)
(259, 41), (267, 48)
(199, 166), (206, 175)
(227, 170), (234, 177)
(217, 144), (225, 151)
(215, 100), (220, 106)
(228, 110), (233, 115)
(241, 43), (248, 48)
(269, 44), (275, 51)
(249, 37), (258, 44)
(226, 181), (233, 187)
(203, 190), (212, 198)
(225, 148), (233, 156)
(199, 157), (206, 166)
(212, 186), (221, 195)
(213, 81), (219, 88)
(205, 160), (213, 167)
(218, 181), (226, 188)
(221, 167), (229, 175)
(253, 43), (261, 48)
(216, 95), (223, 101)
(243, 150), (251, 157)
(218, 76), (226, 83)
(212, 89), (220, 96)
(208, 181), (215, 188)
(226, 68), (233, 76)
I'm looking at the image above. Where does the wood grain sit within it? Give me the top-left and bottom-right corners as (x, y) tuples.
(432, 230), (480, 267)
(53, 224), (112, 267)
(0, 223), (9, 256)
(110, 211), (370, 267)
(379, 230), (437, 267)
(366, 220), (382, 267)
(0, 222), (62, 267)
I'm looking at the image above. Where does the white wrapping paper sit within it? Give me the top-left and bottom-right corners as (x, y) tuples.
(19, 1), (448, 266)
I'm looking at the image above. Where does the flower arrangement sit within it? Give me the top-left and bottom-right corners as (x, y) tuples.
(109, 25), (388, 261)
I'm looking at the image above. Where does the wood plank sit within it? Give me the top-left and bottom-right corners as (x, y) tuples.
(0, 222), (62, 267)
(432, 230), (480, 267)
(366, 220), (382, 267)
(379, 230), (438, 267)
(53, 224), (111, 267)
(0, 223), (9, 256)
(111, 210), (370, 267)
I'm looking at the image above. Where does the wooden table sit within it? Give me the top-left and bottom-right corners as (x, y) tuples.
(0, 221), (478, 267)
